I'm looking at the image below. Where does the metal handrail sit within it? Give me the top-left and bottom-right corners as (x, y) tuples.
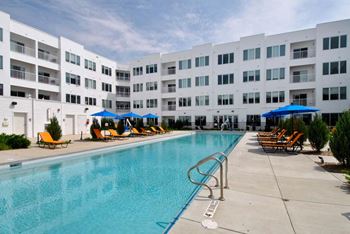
(187, 152), (228, 201)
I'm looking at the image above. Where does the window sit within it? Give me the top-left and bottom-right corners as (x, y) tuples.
(85, 97), (97, 106)
(0, 84), (3, 96)
(85, 78), (96, 89)
(323, 61), (347, 75)
(66, 94), (81, 104)
(179, 97), (191, 107)
(38, 94), (50, 100)
(195, 96), (209, 106)
(133, 83), (143, 92)
(195, 56), (209, 67)
(116, 101), (130, 110)
(218, 53), (234, 65)
(266, 91), (285, 103)
(218, 94), (234, 105)
(146, 64), (157, 74)
(133, 66), (143, 76)
(218, 74), (234, 85)
(133, 100), (143, 109)
(11, 90), (25, 97)
(179, 78), (191, 88)
(102, 65), (112, 76)
(84, 59), (96, 71)
(243, 70), (260, 82)
(179, 59), (191, 70)
(243, 48), (260, 61)
(116, 71), (130, 81)
(65, 73), (80, 85)
(243, 92), (260, 104)
(178, 116), (191, 126)
(195, 116), (206, 126)
(195, 76), (209, 86)
(102, 82), (112, 92)
(0, 55), (2, 69)
(146, 81), (157, 91)
(292, 70), (309, 83)
(116, 86), (130, 97)
(323, 35), (347, 50)
(266, 68), (285, 80)
(65, 52), (80, 65)
(322, 113), (342, 126)
(246, 115), (261, 127)
(293, 47), (308, 59)
(266, 45), (285, 58)
(102, 99), (112, 109)
(0, 28), (2, 41)
(323, 87), (347, 100)
(146, 99), (158, 108)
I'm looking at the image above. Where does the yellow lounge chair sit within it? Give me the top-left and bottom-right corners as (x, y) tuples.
(93, 129), (113, 141)
(261, 133), (304, 152)
(141, 128), (155, 135)
(158, 126), (168, 133)
(131, 128), (148, 136)
(150, 126), (162, 134)
(38, 132), (71, 149)
(108, 129), (131, 138)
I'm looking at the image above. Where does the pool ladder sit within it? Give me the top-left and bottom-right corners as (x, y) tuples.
(187, 152), (229, 201)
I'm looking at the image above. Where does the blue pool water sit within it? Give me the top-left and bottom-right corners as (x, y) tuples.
(0, 132), (241, 234)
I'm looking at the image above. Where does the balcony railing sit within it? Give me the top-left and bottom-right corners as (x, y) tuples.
(291, 73), (315, 83)
(116, 106), (130, 111)
(10, 41), (35, 57)
(116, 76), (130, 81)
(116, 92), (130, 97)
(290, 98), (315, 106)
(162, 104), (176, 111)
(38, 75), (60, 86)
(38, 50), (58, 63)
(162, 86), (176, 93)
(167, 68), (176, 75)
(11, 69), (36, 82)
(290, 49), (315, 59)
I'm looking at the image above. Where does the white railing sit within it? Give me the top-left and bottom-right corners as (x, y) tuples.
(116, 92), (130, 97)
(162, 104), (176, 111)
(38, 75), (60, 86)
(291, 73), (315, 83)
(162, 86), (176, 93)
(10, 41), (35, 57)
(11, 69), (36, 82)
(290, 98), (315, 106)
(116, 76), (130, 81)
(116, 106), (130, 111)
(167, 68), (176, 75)
(38, 50), (58, 63)
(290, 48), (316, 59)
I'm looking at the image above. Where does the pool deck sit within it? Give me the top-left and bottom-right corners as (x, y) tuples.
(0, 131), (191, 166)
(171, 132), (350, 234)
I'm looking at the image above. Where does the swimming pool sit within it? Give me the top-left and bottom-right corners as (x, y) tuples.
(0, 132), (241, 234)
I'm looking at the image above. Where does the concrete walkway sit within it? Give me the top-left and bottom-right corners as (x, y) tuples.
(171, 132), (350, 234)
(0, 131), (191, 166)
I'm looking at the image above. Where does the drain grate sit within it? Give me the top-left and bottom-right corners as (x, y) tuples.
(203, 200), (220, 218)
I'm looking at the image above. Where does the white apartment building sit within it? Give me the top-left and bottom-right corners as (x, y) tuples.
(130, 19), (350, 129)
(0, 11), (130, 137)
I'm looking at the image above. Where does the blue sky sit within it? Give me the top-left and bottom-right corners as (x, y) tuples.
(1, 0), (349, 63)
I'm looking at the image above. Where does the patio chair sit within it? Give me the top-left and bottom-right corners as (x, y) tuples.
(141, 128), (155, 135)
(108, 129), (131, 138)
(150, 126), (162, 134)
(257, 127), (278, 137)
(93, 129), (113, 141)
(38, 132), (71, 149)
(261, 133), (304, 152)
(131, 128), (148, 136)
(258, 129), (286, 143)
(158, 126), (168, 133)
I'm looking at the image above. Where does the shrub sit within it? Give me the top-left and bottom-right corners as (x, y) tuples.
(0, 142), (10, 150)
(90, 118), (101, 139)
(116, 120), (125, 135)
(161, 120), (168, 131)
(135, 119), (144, 131)
(343, 169), (350, 183)
(329, 111), (350, 167)
(308, 114), (329, 152)
(46, 116), (62, 140)
(175, 119), (184, 130)
(101, 118), (115, 130)
(278, 117), (307, 144)
(6, 134), (31, 149)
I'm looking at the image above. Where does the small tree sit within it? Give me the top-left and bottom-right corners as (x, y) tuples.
(175, 119), (184, 130)
(278, 117), (307, 144)
(135, 119), (144, 131)
(329, 111), (350, 167)
(46, 116), (62, 140)
(90, 118), (101, 139)
(161, 120), (168, 131)
(101, 118), (114, 130)
(308, 114), (329, 152)
(116, 120), (125, 134)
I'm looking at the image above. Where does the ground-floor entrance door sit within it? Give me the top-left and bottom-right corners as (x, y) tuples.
(13, 112), (27, 136)
(65, 115), (75, 135)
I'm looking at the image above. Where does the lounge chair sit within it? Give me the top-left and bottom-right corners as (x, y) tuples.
(108, 129), (131, 138)
(259, 131), (298, 145)
(141, 128), (155, 135)
(258, 129), (286, 143)
(257, 127), (278, 137)
(131, 128), (148, 136)
(261, 133), (304, 152)
(38, 132), (71, 149)
(93, 129), (113, 141)
(150, 126), (162, 134)
(158, 126), (168, 133)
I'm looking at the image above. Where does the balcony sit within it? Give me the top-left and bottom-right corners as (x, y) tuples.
(167, 67), (176, 75)
(10, 41), (35, 57)
(38, 75), (60, 86)
(38, 50), (58, 63)
(290, 48), (315, 59)
(291, 73), (315, 83)
(162, 104), (176, 111)
(290, 98), (315, 106)
(162, 86), (176, 93)
(11, 69), (36, 82)
(116, 92), (130, 97)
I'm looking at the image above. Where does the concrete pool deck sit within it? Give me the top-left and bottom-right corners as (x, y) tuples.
(171, 132), (350, 234)
(0, 131), (192, 166)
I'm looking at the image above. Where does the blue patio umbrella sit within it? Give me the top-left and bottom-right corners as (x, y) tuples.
(142, 113), (159, 119)
(91, 109), (118, 118)
(120, 112), (143, 118)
